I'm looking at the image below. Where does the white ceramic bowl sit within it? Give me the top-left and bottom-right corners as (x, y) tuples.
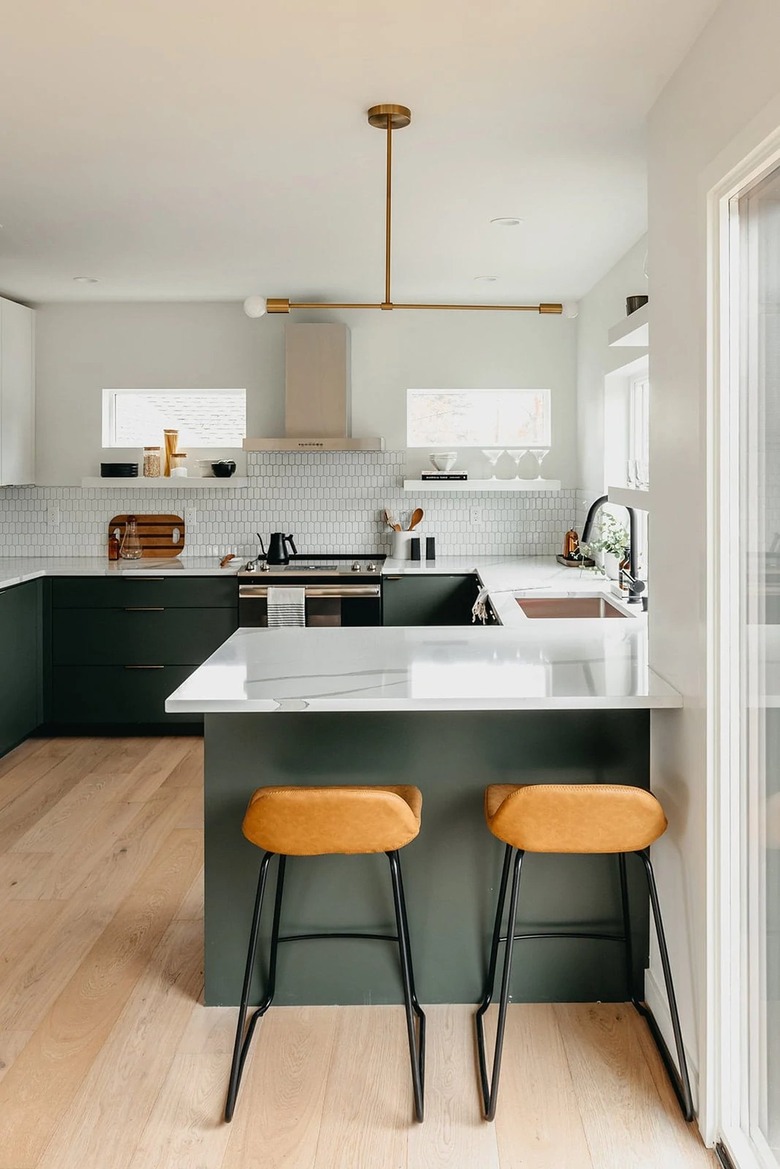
(430, 452), (457, 472)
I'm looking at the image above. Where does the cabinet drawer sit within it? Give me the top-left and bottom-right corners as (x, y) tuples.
(51, 666), (200, 725)
(53, 607), (238, 666)
(52, 576), (238, 610)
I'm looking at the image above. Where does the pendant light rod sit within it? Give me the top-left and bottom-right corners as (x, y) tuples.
(385, 111), (393, 305)
(267, 298), (562, 313)
(245, 104), (577, 320)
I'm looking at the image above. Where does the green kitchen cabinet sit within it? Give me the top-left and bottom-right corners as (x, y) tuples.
(382, 573), (478, 626)
(0, 580), (42, 756)
(48, 576), (238, 728)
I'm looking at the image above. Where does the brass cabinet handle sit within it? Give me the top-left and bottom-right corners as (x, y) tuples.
(124, 665), (165, 670)
(123, 607), (165, 612)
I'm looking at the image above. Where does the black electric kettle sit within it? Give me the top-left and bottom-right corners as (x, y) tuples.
(266, 532), (297, 566)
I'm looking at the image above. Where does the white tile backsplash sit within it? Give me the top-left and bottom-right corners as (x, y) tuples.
(0, 452), (579, 559)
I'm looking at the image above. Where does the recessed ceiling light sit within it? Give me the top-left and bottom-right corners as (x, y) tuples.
(73, 276), (98, 283)
(474, 276), (498, 283)
(490, 217), (523, 227)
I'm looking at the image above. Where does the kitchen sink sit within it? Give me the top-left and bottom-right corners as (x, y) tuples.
(516, 596), (630, 619)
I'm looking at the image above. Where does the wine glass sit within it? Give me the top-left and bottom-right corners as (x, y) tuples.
(481, 449), (502, 480)
(528, 447), (550, 480)
(505, 449), (527, 479)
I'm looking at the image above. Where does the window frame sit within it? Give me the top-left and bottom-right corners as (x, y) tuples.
(405, 387), (552, 449)
(101, 387), (246, 449)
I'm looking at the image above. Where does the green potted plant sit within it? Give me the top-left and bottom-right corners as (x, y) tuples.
(582, 512), (629, 580)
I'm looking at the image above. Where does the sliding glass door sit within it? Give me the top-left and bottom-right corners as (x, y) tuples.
(720, 158), (780, 1169)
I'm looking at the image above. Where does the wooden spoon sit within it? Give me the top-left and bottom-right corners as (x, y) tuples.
(408, 507), (424, 531)
(383, 509), (402, 532)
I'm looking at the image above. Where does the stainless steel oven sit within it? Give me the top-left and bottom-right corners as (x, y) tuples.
(238, 555), (384, 627)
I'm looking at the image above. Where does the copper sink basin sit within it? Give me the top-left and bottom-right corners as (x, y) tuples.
(516, 596), (629, 619)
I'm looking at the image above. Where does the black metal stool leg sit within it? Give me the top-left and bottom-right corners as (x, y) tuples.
(387, 850), (426, 1122)
(475, 846), (524, 1120)
(618, 852), (635, 998)
(633, 849), (694, 1122)
(224, 852), (287, 1122)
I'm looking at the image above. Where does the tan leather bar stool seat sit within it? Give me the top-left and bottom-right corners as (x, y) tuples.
(485, 783), (668, 854)
(242, 784), (422, 856)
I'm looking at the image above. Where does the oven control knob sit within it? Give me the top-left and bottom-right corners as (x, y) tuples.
(367, 562), (377, 573)
(351, 561), (360, 572)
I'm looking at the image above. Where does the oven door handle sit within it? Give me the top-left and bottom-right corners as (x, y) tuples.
(239, 584), (381, 600)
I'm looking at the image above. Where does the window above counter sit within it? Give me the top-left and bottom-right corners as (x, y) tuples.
(102, 388), (246, 449)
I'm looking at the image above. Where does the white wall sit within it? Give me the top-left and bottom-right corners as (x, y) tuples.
(576, 235), (648, 499)
(33, 303), (578, 485)
(647, 0), (780, 1136)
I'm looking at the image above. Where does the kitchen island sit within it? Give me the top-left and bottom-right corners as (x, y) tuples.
(166, 616), (681, 1007)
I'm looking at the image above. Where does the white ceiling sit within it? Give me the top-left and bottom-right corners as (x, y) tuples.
(0, 0), (720, 306)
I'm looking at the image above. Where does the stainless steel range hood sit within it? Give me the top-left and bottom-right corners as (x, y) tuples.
(243, 322), (384, 452)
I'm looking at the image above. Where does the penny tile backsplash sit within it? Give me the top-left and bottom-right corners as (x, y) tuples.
(0, 452), (578, 558)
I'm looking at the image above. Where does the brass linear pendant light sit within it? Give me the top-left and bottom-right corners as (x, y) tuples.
(244, 105), (576, 320)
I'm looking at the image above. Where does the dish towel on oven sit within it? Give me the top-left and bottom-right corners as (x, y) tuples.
(267, 586), (306, 627)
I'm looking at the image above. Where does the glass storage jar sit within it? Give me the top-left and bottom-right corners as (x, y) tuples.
(170, 452), (188, 477)
(143, 446), (161, 477)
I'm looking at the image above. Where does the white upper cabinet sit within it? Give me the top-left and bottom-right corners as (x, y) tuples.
(0, 297), (35, 486)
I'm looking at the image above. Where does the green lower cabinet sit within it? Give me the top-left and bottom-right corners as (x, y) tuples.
(0, 580), (42, 756)
(48, 576), (238, 728)
(51, 665), (203, 725)
(53, 607), (237, 666)
(382, 574), (478, 626)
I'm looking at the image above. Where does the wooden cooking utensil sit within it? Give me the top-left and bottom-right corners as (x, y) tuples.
(408, 507), (424, 530)
(383, 509), (402, 531)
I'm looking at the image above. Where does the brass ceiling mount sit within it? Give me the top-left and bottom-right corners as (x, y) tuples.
(243, 104), (574, 319)
(367, 103), (412, 130)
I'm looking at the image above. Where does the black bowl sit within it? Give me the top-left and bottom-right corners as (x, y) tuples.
(211, 460), (236, 478)
(101, 462), (139, 477)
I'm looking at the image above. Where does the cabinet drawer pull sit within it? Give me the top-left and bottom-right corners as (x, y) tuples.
(128, 576), (166, 581)
(123, 606), (165, 612)
(124, 665), (165, 670)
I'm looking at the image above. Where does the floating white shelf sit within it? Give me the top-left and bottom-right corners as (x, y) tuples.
(81, 477), (249, 489)
(403, 479), (562, 492)
(607, 486), (651, 511)
(608, 303), (649, 348)
(605, 348), (649, 378)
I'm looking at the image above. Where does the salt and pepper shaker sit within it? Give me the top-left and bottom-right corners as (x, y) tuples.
(426, 537), (436, 560)
(410, 537), (421, 561)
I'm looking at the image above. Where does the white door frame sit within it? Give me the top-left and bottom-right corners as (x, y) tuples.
(707, 127), (780, 1166)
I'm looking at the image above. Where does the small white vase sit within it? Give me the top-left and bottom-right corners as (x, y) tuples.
(603, 552), (620, 580)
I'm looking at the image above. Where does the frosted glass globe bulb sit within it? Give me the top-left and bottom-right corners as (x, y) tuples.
(243, 295), (267, 318)
(562, 301), (579, 319)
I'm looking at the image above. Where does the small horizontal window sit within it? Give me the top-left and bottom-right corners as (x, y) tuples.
(406, 388), (551, 448)
(102, 388), (246, 448)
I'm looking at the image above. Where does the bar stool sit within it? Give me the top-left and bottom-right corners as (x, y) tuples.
(224, 784), (426, 1123)
(475, 783), (693, 1122)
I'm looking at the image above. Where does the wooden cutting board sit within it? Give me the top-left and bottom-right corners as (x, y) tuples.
(109, 514), (185, 558)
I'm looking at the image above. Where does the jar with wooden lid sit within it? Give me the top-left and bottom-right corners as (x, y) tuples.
(143, 446), (161, 477)
(170, 452), (188, 477)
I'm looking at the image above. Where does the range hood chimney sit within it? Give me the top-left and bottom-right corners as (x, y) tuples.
(243, 323), (384, 452)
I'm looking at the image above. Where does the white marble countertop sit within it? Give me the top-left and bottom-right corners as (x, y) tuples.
(0, 555), (243, 589)
(165, 624), (680, 713)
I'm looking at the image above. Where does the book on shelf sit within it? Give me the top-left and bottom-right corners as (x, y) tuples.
(420, 473), (468, 481)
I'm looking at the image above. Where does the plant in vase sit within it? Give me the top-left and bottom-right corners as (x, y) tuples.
(581, 513), (629, 580)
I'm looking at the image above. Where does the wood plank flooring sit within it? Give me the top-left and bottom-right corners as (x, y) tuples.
(0, 735), (718, 1169)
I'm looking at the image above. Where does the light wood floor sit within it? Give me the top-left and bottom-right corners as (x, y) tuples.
(0, 735), (718, 1169)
